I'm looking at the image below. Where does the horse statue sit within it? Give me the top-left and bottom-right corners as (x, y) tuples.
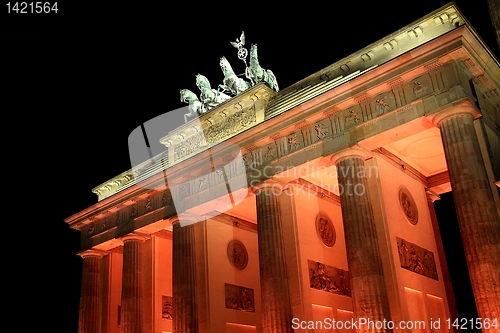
(246, 43), (279, 92)
(218, 56), (252, 96)
(180, 89), (206, 123)
(195, 74), (231, 110)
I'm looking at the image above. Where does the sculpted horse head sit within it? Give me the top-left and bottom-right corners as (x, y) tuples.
(180, 89), (198, 103)
(249, 43), (259, 67)
(195, 74), (211, 90)
(220, 56), (234, 76)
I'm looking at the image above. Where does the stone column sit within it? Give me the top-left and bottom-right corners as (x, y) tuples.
(121, 233), (148, 333)
(172, 217), (198, 333)
(433, 105), (500, 323)
(78, 250), (105, 333)
(332, 148), (393, 331)
(253, 181), (293, 333)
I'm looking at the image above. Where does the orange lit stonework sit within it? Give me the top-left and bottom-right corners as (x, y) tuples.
(66, 4), (500, 333)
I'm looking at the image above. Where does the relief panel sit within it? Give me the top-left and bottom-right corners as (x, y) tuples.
(343, 106), (362, 129)
(397, 237), (438, 280)
(372, 91), (396, 116)
(162, 295), (173, 320)
(308, 260), (351, 297)
(225, 283), (255, 312)
(411, 74), (434, 101)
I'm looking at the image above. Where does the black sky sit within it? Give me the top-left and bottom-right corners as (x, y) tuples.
(3, 1), (498, 331)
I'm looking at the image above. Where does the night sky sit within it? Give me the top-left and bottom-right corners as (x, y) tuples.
(3, 1), (498, 331)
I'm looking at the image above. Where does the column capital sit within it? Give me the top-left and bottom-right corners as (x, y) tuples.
(425, 188), (441, 202)
(77, 249), (107, 259)
(120, 232), (149, 243)
(170, 212), (203, 226)
(331, 146), (373, 165)
(251, 179), (288, 194)
(430, 102), (481, 127)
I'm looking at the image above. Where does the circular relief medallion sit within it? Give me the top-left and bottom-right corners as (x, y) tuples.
(399, 187), (418, 225)
(227, 239), (248, 270)
(316, 214), (336, 247)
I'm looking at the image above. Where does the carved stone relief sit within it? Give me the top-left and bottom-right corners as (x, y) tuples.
(264, 143), (276, 162)
(227, 239), (248, 270)
(314, 121), (330, 140)
(411, 75), (433, 100)
(373, 91), (396, 116)
(171, 103), (259, 163)
(198, 176), (208, 190)
(308, 260), (351, 297)
(173, 133), (204, 161)
(162, 295), (173, 319)
(344, 107), (361, 128)
(225, 283), (255, 312)
(287, 132), (303, 152)
(316, 214), (336, 247)
(242, 153), (252, 168)
(215, 168), (224, 179)
(397, 237), (438, 280)
(399, 187), (418, 225)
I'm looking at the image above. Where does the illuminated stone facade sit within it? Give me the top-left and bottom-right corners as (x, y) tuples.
(66, 4), (500, 333)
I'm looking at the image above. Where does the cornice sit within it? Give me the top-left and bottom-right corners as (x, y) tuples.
(270, 4), (466, 105)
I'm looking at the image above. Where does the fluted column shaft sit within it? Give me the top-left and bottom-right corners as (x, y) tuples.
(121, 234), (146, 333)
(437, 108), (500, 324)
(78, 250), (104, 333)
(334, 151), (392, 332)
(173, 220), (198, 333)
(254, 183), (293, 333)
